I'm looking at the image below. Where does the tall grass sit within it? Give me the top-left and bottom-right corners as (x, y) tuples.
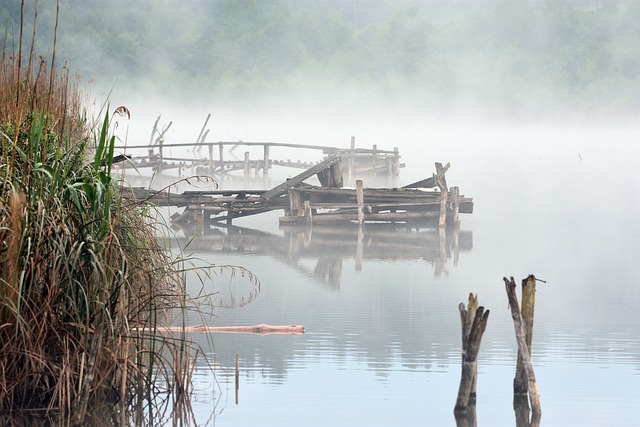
(1, 1), (199, 423)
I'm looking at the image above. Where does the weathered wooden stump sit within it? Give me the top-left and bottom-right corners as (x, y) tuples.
(504, 276), (541, 418)
(454, 293), (490, 414)
(514, 274), (537, 397)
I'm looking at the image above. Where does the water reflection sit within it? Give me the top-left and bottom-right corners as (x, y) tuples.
(169, 221), (472, 286)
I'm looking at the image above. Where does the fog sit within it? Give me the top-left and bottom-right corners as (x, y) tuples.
(4, 0), (638, 136)
(3, 1), (640, 424)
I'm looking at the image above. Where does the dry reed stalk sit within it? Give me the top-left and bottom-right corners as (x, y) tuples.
(0, 3), (209, 422)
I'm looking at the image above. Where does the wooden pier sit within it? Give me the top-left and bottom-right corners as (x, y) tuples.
(122, 156), (473, 227)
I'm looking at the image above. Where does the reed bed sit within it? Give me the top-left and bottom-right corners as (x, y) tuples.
(0, 2), (200, 424)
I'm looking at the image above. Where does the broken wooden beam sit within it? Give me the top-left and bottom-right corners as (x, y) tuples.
(261, 155), (340, 201)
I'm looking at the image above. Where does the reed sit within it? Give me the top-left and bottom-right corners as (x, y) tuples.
(0, 1), (199, 423)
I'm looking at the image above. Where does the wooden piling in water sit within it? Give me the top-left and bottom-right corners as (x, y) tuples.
(460, 293), (478, 400)
(454, 294), (490, 413)
(349, 136), (356, 182)
(244, 152), (251, 179)
(263, 144), (270, 179)
(435, 162), (450, 228)
(451, 186), (461, 226)
(304, 200), (313, 224)
(356, 180), (365, 225)
(514, 274), (537, 397)
(504, 276), (541, 417)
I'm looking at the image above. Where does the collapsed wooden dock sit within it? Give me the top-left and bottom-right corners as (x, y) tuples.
(122, 156), (473, 227)
(115, 133), (403, 186)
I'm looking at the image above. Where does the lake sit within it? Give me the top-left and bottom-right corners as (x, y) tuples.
(157, 124), (640, 426)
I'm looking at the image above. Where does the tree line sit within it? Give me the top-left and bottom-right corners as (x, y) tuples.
(3, 0), (639, 117)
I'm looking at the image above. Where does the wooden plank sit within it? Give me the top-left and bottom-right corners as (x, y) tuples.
(261, 155), (340, 201)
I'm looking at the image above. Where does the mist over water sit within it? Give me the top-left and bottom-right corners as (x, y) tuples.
(3, 0), (640, 425)
(150, 120), (640, 426)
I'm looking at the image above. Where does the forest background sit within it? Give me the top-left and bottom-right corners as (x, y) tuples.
(2, 0), (639, 123)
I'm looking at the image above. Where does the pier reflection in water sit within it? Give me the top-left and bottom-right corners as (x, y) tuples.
(169, 220), (472, 286)
(159, 217), (480, 425)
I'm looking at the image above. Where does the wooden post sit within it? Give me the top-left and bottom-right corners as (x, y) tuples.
(435, 162), (450, 228)
(459, 293), (478, 398)
(372, 144), (377, 176)
(304, 200), (313, 224)
(218, 143), (225, 173)
(332, 157), (343, 188)
(504, 276), (541, 417)
(393, 147), (400, 175)
(454, 296), (490, 413)
(356, 180), (365, 225)
(289, 190), (302, 217)
(451, 186), (461, 226)
(244, 151), (251, 179)
(157, 138), (164, 175)
(514, 275), (537, 396)
(349, 136), (356, 183)
(226, 202), (234, 225)
(208, 144), (214, 174)
(263, 144), (270, 179)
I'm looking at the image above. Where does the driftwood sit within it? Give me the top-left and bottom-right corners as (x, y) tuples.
(504, 277), (541, 418)
(150, 324), (304, 335)
(454, 294), (490, 414)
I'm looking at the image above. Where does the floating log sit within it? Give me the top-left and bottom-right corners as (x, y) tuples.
(150, 324), (305, 335)
(504, 276), (542, 417)
(454, 294), (490, 413)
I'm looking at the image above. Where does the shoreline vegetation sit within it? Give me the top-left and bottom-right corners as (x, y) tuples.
(1, 2), (207, 424)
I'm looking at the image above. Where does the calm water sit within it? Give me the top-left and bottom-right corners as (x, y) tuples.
(161, 126), (640, 426)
